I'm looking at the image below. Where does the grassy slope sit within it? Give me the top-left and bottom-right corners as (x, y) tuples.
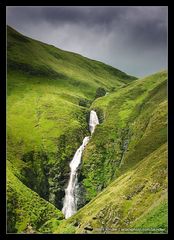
(55, 71), (168, 233)
(80, 71), (167, 201)
(7, 165), (64, 233)
(7, 26), (136, 232)
(7, 26), (135, 95)
(55, 143), (167, 234)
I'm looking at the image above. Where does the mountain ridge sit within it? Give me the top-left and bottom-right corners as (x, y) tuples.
(7, 25), (138, 79)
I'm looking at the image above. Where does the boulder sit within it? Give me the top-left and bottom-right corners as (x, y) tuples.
(84, 224), (93, 231)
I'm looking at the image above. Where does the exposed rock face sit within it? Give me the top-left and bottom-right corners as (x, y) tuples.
(20, 128), (86, 210)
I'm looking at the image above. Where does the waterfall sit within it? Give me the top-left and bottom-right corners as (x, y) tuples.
(62, 110), (99, 219)
(89, 110), (99, 134)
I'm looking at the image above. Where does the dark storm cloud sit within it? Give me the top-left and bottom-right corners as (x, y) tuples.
(7, 6), (125, 25)
(7, 6), (168, 77)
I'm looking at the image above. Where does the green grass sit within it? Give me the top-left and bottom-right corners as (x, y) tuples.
(130, 198), (168, 233)
(7, 167), (64, 233)
(7, 26), (136, 232)
(53, 70), (167, 234)
(80, 71), (167, 201)
(7, 26), (136, 97)
(55, 143), (167, 234)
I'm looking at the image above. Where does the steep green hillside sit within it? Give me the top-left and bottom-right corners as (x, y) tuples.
(7, 26), (135, 96)
(54, 70), (167, 234)
(80, 71), (167, 202)
(55, 143), (167, 234)
(7, 165), (64, 233)
(7, 26), (136, 233)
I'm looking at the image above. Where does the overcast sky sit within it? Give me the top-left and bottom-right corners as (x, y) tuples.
(7, 6), (168, 77)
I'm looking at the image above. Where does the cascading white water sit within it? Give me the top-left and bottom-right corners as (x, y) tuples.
(89, 110), (99, 134)
(62, 110), (99, 219)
